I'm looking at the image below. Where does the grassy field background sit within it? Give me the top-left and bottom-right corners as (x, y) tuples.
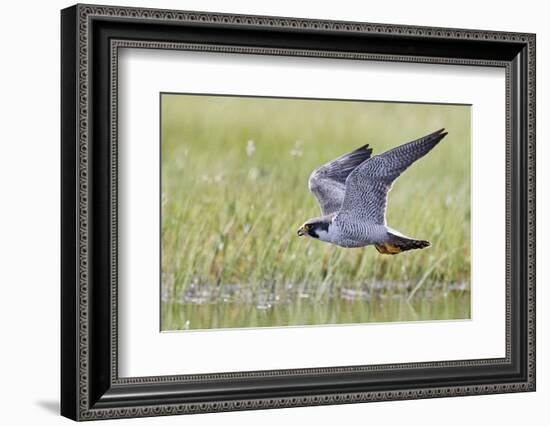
(161, 94), (471, 331)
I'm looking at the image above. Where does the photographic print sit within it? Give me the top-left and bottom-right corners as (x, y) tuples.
(160, 94), (471, 331)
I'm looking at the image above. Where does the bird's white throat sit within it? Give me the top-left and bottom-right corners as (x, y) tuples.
(315, 221), (339, 243)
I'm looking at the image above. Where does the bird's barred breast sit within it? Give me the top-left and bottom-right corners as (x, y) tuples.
(334, 215), (388, 247)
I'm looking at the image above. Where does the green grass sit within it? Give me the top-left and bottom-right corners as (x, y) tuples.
(160, 94), (471, 330)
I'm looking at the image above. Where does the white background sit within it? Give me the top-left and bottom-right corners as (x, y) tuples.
(119, 50), (505, 376)
(0, 0), (546, 425)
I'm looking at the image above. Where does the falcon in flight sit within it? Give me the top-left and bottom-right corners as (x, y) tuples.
(297, 128), (447, 255)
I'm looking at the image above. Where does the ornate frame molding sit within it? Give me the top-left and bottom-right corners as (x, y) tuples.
(61, 4), (535, 421)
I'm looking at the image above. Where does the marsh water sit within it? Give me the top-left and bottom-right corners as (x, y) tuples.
(161, 282), (470, 331)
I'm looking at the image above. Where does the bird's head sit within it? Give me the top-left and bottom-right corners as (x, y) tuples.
(297, 215), (334, 241)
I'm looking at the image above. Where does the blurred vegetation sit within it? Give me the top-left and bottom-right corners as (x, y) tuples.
(160, 94), (471, 330)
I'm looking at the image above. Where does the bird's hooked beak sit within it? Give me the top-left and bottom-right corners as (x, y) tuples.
(297, 226), (306, 237)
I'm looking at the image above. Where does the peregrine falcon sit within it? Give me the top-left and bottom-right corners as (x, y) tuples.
(297, 128), (447, 254)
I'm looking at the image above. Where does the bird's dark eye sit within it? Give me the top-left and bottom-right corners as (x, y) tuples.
(305, 224), (311, 231)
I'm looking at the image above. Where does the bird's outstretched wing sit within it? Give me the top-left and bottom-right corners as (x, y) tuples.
(308, 144), (373, 215)
(338, 128), (448, 224)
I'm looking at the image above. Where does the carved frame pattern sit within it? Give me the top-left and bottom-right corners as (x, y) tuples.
(61, 4), (536, 421)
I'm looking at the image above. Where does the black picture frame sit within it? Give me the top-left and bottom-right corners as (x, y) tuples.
(61, 3), (536, 421)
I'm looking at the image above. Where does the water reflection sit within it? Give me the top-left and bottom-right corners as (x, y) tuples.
(161, 282), (470, 331)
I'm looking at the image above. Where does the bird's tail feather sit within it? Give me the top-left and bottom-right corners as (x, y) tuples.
(375, 231), (430, 255)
